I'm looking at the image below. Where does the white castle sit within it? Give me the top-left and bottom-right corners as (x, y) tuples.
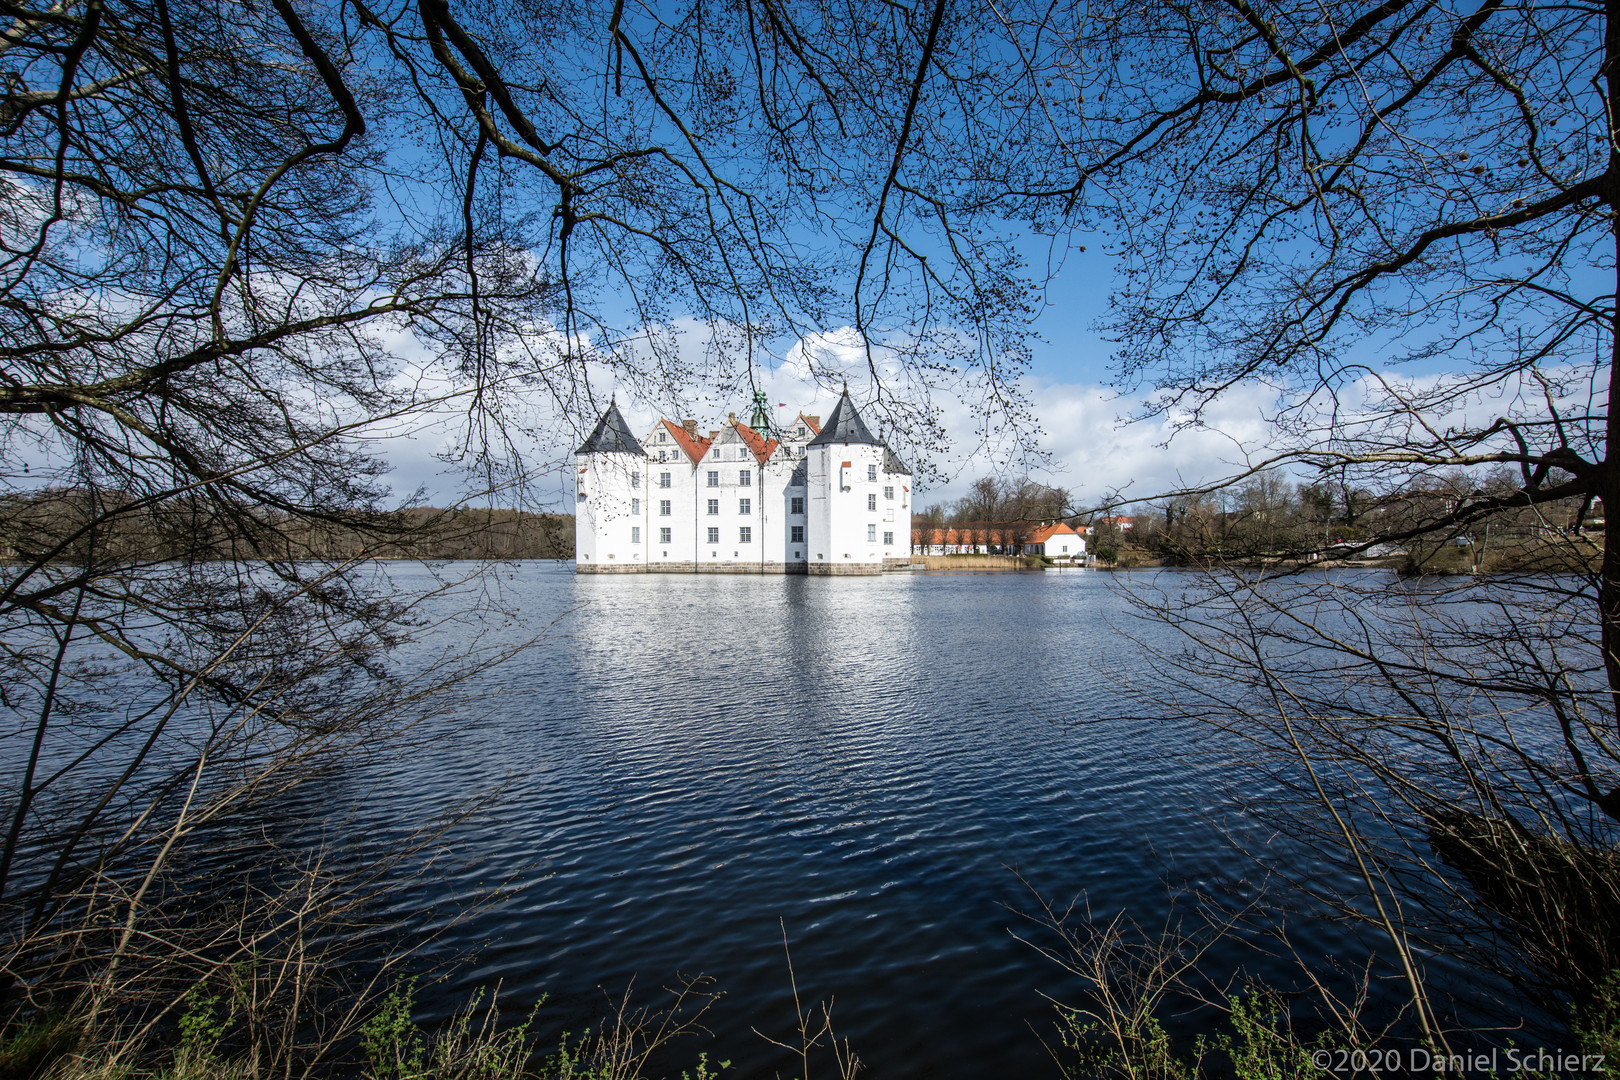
(574, 388), (913, 575)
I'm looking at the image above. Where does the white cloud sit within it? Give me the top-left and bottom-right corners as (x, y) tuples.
(371, 322), (1291, 513)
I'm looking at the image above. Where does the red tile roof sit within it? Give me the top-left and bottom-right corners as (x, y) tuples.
(733, 420), (780, 464)
(658, 418), (712, 464)
(911, 521), (1044, 546)
(1027, 522), (1080, 544)
(802, 414), (821, 434)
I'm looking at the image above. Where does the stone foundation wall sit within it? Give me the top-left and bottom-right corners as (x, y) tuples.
(575, 562), (647, 574)
(806, 562), (885, 576)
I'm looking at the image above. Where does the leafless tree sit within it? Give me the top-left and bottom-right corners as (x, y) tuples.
(0, 0), (1076, 1060)
(982, 0), (1620, 1045)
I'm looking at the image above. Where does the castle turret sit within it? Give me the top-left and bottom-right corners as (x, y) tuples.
(805, 388), (896, 575)
(575, 399), (648, 573)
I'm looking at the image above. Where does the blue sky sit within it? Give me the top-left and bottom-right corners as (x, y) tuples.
(376, 244), (1286, 516)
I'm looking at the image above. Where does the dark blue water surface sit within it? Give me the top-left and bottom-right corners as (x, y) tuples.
(315, 563), (1372, 1077)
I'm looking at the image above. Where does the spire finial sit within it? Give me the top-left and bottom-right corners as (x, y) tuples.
(749, 390), (771, 436)
(842, 379), (849, 396)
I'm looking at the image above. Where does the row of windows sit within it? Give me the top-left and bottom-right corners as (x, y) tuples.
(651, 472), (888, 498)
(624, 493), (884, 517)
(639, 496), (807, 516)
(637, 526), (757, 544)
(652, 445), (810, 463)
(700, 498), (753, 515)
(630, 526), (890, 546)
(700, 527), (751, 543)
(601, 475), (899, 512)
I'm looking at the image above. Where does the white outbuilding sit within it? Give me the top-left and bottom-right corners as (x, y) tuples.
(1022, 522), (1086, 562)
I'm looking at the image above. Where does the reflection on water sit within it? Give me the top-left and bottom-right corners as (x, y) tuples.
(308, 564), (1372, 1077)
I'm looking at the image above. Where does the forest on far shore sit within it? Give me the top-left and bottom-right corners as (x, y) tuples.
(0, 491), (574, 563)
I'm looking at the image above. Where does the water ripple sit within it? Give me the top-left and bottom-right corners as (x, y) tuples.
(303, 564), (1379, 1077)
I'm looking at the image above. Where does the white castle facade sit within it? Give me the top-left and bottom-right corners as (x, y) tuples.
(574, 389), (913, 575)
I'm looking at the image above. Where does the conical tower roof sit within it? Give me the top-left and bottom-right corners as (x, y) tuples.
(575, 399), (645, 455)
(806, 387), (880, 447)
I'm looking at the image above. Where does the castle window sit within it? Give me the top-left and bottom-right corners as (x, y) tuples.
(867, 464), (877, 481)
(660, 500), (671, 516)
(659, 430), (668, 442)
(660, 472), (671, 488)
(739, 527), (752, 543)
(632, 471), (641, 485)
(790, 497), (804, 515)
(796, 425), (805, 437)
(739, 447), (749, 460)
(707, 470), (719, 487)
(739, 498), (751, 515)
(884, 486), (894, 500)
(660, 527), (672, 543)
(739, 469), (752, 487)
(577, 491), (585, 501)
(884, 531), (894, 546)
(707, 527), (719, 543)
(707, 499), (719, 515)
(711, 448), (719, 459)
(631, 498), (640, 514)
(631, 527), (641, 544)
(791, 525), (804, 543)
(657, 450), (666, 461)
(867, 494), (877, 511)
(867, 524), (877, 542)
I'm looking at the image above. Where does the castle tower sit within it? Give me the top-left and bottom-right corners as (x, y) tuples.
(575, 399), (648, 573)
(805, 388), (896, 575)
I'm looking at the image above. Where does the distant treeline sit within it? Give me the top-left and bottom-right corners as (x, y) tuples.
(0, 490), (574, 564)
(1098, 467), (1599, 570)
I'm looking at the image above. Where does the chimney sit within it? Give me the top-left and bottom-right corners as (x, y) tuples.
(683, 419), (698, 437)
(709, 431), (718, 440)
(728, 412), (736, 424)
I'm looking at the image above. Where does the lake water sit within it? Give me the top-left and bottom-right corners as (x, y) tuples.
(305, 563), (1382, 1076)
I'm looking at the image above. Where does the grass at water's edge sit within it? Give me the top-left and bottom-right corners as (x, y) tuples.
(7, 967), (1620, 1080)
